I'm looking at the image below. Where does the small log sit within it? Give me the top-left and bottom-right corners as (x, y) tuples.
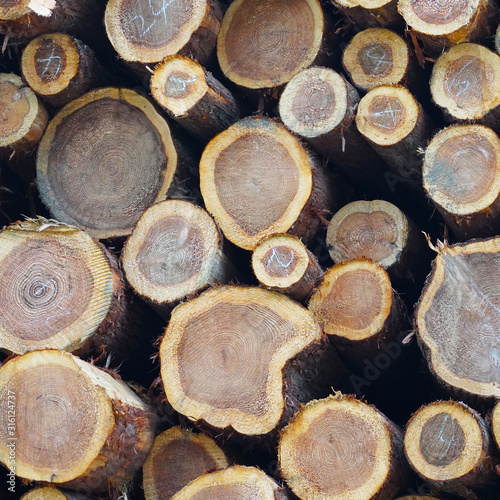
(278, 394), (409, 500)
(122, 199), (233, 316)
(356, 84), (434, 186)
(430, 43), (500, 129)
(326, 199), (425, 281)
(171, 465), (290, 500)
(342, 28), (415, 92)
(0, 218), (131, 357)
(0, 0), (101, 41)
(0, 349), (156, 493)
(217, 0), (326, 90)
(199, 116), (332, 250)
(404, 401), (495, 492)
(105, 0), (222, 65)
(21, 487), (93, 500)
(398, 0), (498, 56)
(279, 66), (389, 192)
(308, 259), (403, 365)
(0, 73), (48, 175)
(252, 233), (322, 302)
(37, 87), (184, 240)
(331, 0), (402, 29)
(492, 400), (500, 450)
(416, 237), (500, 399)
(150, 55), (241, 142)
(423, 124), (500, 240)
(143, 426), (228, 500)
(159, 285), (337, 436)
(21, 32), (100, 108)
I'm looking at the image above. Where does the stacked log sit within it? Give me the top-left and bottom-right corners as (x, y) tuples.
(5, 0), (500, 498)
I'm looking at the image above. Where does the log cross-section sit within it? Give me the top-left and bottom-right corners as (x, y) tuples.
(160, 285), (323, 436)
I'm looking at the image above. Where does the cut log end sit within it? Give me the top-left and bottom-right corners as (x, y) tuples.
(151, 55), (208, 117)
(342, 28), (410, 91)
(252, 233), (322, 301)
(200, 117), (315, 250)
(0, 73), (48, 151)
(355, 85), (420, 146)
(171, 465), (289, 500)
(0, 349), (155, 490)
(404, 401), (492, 485)
(122, 199), (231, 306)
(416, 237), (500, 398)
(160, 285), (322, 435)
(0, 1), (31, 21)
(105, 0), (214, 64)
(279, 66), (350, 139)
(36, 87), (178, 239)
(143, 427), (228, 500)
(309, 259), (393, 341)
(491, 400), (500, 450)
(327, 199), (409, 270)
(21, 487), (92, 500)
(0, 219), (117, 355)
(398, 0), (484, 36)
(279, 395), (406, 500)
(217, 0), (324, 89)
(430, 43), (500, 122)
(423, 124), (500, 235)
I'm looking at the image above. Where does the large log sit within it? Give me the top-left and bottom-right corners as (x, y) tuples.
(430, 43), (500, 130)
(21, 33), (100, 108)
(171, 465), (290, 499)
(37, 87), (185, 240)
(397, 0), (498, 56)
(159, 285), (341, 436)
(199, 116), (332, 250)
(404, 400), (495, 493)
(0, 218), (131, 358)
(0, 349), (156, 494)
(416, 237), (500, 399)
(105, 0), (222, 66)
(278, 395), (409, 499)
(122, 199), (233, 316)
(423, 124), (500, 240)
(142, 426), (228, 500)
(217, 0), (327, 90)
(150, 55), (241, 142)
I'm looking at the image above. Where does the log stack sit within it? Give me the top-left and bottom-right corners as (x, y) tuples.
(3, 1), (500, 499)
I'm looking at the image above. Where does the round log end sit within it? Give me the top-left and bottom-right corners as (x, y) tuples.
(122, 199), (228, 305)
(217, 0), (324, 89)
(0, 1), (30, 20)
(160, 285), (322, 435)
(405, 401), (488, 483)
(105, 0), (210, 63)
(356, 85), (420, 146)
(0, 219), (115, 355)
(279, 395), (400, 500)
(430, 43), (500, 122)
(309, 259), (393, 341)
(200, 116), (314, 250)
(36, 87), (178, 239)
(143, 426), (228, 500)
(279, 66), (350, 139)
(151, 55), (208, 117)
(342, 28), (410, 91)
(327, 199), (409, 269)
(423, 124), (500, 217)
